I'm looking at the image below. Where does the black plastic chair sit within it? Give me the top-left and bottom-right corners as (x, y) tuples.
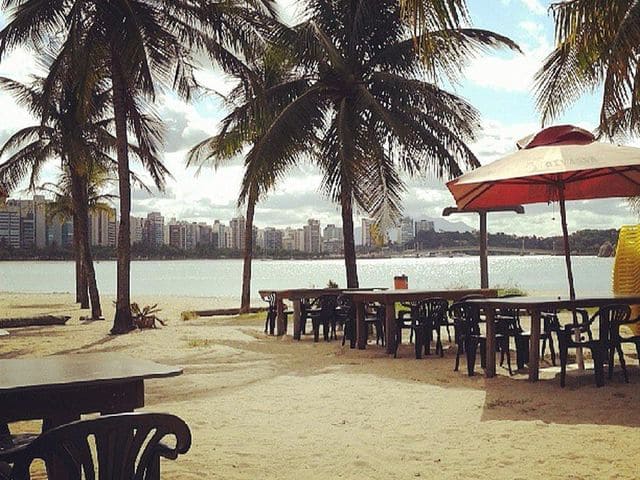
(450, 301), (512, 376)
(394, 302), (423, 358)
(0, 412), (191, 480)
(422, 298), (449, 357)
(366, 304), (385, 346)
(308, 295), (337, 342)
(604, 305), (633, 382)
(336, 295), (356, 348)
(557, 308), (608, 387)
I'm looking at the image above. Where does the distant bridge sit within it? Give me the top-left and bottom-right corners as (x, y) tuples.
(415, 246), (558, 255)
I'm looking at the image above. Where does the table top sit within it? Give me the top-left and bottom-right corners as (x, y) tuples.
(0, 353), (182, 393)
(347, 288), (498, 302)
(464, 294), (640, 310)
(259, 287), (386, 299)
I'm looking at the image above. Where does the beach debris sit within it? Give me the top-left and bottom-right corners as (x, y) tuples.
(131, 303), (166, 329)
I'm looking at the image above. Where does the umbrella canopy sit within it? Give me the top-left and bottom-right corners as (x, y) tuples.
(447, 124), (640, 300)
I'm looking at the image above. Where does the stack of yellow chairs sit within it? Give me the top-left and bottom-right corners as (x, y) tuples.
(612, 225), (640, 334)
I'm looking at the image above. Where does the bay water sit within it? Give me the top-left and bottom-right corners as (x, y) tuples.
(0, 256), (615, 304)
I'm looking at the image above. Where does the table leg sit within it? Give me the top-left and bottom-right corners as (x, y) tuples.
(485, 308), (496, 378)
(356, 302), (367, 350)
(293, 300), (302, 340)
(276, 294), (285, 336)
(385, 301), (395, 355)
(529, 309), (541, 381)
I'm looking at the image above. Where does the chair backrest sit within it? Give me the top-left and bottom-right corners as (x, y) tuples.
(600, 304), (631, 340)
(449, 301), (481, 335)
(424, 298), (449, 323)
(262, 293), (277, 311)
(2, 413), (191, 480)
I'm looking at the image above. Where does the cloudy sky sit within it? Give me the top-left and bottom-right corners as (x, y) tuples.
(0, 0), (638, 236)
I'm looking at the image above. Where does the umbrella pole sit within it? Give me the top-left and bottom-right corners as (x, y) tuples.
(558, 188), (584, 368)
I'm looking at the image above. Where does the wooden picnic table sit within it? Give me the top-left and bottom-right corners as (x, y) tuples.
(0, 353), (182, 428)
(347, 288), (498, 354)
(463, 295), (640, 381)
(258, 287), (386, 338)
(0, 353), (182, 478)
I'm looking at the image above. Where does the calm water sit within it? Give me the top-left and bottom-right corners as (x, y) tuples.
(0, 256), (615, 303)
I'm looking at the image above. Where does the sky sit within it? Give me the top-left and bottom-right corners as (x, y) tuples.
(0, 0), (638, 236)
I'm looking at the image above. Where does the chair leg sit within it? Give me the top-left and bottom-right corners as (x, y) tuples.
(454, 337), (462, 372)
(466, 338), (478, 376)
(593, 347), (605, 387)
(503, 338), (513, 375)
(549, 333), (556, 366)
(479, 340), (486, 369)
(415, 327), (424, 360)
(558, 336), (568, 387)
(312, 318), (320, 343)
(608, 343), (616, 380)
(616, 343), (628, 383)
(323, 320), (330, 341)
(446, 324), (452, 343)
(435, 323), (443, 358)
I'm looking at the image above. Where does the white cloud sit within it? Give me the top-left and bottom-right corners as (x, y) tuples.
(520, 0), (547, 16)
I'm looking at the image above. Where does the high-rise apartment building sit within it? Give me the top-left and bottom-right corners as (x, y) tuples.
(263, 227), (283, 252)
(0, 196), (47, 248)
(399, 216), (415, 245)
(230, 216), (246, 250)
(144, 212), (164, 247)
(361, 218), (374, 247)
(130, 216), (145, 245)
(415, 219), (435, 235)
(303, 219), (321, 253)
(89, 206), (117, 247)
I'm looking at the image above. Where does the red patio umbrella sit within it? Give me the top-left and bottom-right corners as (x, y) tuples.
(447, 125), (640, 299)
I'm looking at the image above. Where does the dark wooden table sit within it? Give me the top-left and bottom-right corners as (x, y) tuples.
(0, 353), (182, 429)
(258, 287), (386, 337)
(464, 295), (640, 381)
(347, 289), (498, 354)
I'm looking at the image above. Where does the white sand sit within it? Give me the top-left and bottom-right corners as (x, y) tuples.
(1, 292), (639, 479)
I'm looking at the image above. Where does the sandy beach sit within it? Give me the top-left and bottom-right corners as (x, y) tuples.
(1, 292), (639, 479)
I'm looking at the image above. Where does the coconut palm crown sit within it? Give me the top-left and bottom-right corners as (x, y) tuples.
(238, 0), (520, 287)
(535, 1), (640, 137)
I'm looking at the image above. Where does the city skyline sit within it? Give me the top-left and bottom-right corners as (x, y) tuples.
(1, 194), (444, 252)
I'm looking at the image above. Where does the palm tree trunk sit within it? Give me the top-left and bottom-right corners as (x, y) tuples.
(110, 48), (134, 334)
(73, 208), (89, 308)
(340, 181), (359, 288)
(77, 177), (102, 319)
(240, 189), (257, 314)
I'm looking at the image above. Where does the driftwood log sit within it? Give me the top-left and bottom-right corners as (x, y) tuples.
(0, 315), (71, 329)
(188, 307), (267, 317)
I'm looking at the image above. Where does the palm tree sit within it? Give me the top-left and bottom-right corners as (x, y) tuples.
(41, 166), (117, 319)
(0, 0), (275, 333)
(534, 1), (640, 136)
(239, 0), (519, 287)
(188, 46), (302, 313)
(0, 69), (161, 320)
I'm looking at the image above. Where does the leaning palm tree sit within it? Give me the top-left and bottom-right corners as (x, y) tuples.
(240, 0), (519, 287)
(40, 166), (117, 319)
(0, 72), (115, 319)
(188, 46), (302, 313)
(0, 68), (161, 320)
(0, 0), (274, 333)
(534, 1), (640, 137)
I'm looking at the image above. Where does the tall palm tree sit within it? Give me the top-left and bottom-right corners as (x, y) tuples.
(0, 0), (275, 333)
(534, 1), (640, 137)
(188, 46), (302, 313)
(240, 0), (519, 287)
(0, 70), (159, 320)
(41, 166), (117, 319)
